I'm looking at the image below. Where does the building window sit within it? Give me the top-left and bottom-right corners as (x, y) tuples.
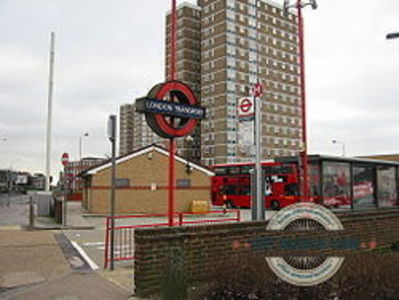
(227, 0), (235, 9)
(227, 81), (235, 92)
(177, 179), (191, 188)
(115, 178), (130, 188)
(227, 10), (235, 20)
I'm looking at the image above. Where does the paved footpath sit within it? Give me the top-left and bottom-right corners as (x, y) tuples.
(0, 229), (130, 300)
(0, 198), (275, 299)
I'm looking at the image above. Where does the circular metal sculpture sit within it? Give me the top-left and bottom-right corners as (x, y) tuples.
(136, 80), (205, 139)
(266, 203), (345, 286)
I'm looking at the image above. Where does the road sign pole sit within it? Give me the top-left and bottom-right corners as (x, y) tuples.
(251, 82), (264, 221)
(61, 152), (69, 227)
(108, 115), (117, 270)
(254, 92), (264, 221)
(63, 177), (68, 227)
(168, 138), (175, 226)
(167, 0), (177, 227)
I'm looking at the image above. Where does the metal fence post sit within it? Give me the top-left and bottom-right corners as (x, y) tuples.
(29, 195), (34, 229)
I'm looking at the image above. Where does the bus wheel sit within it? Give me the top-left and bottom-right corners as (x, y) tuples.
(271, 200), (280, 210)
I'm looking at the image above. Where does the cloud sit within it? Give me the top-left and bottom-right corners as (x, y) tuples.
(0, 0), (398, 179)
(305, 0), (399, 156)
(0, 0), (173, 177)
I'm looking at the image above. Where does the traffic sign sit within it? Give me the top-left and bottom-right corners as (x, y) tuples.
(61, 152), (69, 166)
(252, 83), (263, 98)
(238, 97), (254, 118)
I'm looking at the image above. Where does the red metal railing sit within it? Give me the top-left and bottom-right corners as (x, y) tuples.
(103, 210), (240, 269)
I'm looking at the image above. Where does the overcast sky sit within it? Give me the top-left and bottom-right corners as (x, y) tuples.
(0, 0), (398, 179)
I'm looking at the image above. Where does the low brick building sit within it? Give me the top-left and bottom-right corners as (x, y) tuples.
(81, 145), (214, 214)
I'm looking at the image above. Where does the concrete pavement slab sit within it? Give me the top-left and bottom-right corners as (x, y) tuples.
(0, 230), (56, 247)
(1, 271), (45, 288)
(0, 231), (70, 289)
(100, 264), (134, 293)
(66, 202), (92, 228)
(2, 272), (131, 300)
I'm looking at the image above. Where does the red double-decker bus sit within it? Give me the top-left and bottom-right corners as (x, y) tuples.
(211, 161), (301, 210)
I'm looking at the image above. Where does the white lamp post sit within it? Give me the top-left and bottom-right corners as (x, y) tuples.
(79, 132), (89, 161)
(332, 140), (346, 157)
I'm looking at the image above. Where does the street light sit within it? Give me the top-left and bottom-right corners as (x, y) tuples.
(332, 140), (346, 157)
(79, 132), (89, 160)
(284, 0), (317, 202)
(107, 115), (117, 271)
(386, 32), (399, 40)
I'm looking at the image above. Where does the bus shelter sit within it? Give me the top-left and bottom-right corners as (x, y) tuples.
(276, 155), (399, 210)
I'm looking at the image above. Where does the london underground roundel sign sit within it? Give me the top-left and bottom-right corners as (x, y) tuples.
(136, 81), (205, 139)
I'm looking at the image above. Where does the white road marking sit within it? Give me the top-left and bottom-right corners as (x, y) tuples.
(71, 240), (100, 271)
(82, 242), (104, 247)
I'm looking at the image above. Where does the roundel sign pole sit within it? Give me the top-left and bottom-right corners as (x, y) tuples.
(136, 0), (205, 226)
(136, 81), (205, 227)
(167, 0), (177, 228)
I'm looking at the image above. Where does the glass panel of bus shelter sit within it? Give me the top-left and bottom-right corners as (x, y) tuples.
(377, 166), (398, 207)
(352, 165), (376, 208)
(309, 163), (321, 202)
(322, 161), (351, 208)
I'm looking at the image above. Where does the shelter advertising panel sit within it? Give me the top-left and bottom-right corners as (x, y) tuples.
(377, 166), (398, 207)
(322, 161), (351, 208)
(352, 165), (376, 208)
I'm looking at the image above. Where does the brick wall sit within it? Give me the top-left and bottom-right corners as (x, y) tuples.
(134, 209), (399, 297)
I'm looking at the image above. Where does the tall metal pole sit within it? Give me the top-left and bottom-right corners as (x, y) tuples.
(63, 173), (68, 227)
(79, 132), (89, 161)
(254, 0), (264, 221)
(79, 135), (82, 161)
(168, 0), (177, 227)
(254, 95), (263, 219)
(297, 2), (309, 202)
(45, 32), (55, 192)
(108, 115), (117, 270)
